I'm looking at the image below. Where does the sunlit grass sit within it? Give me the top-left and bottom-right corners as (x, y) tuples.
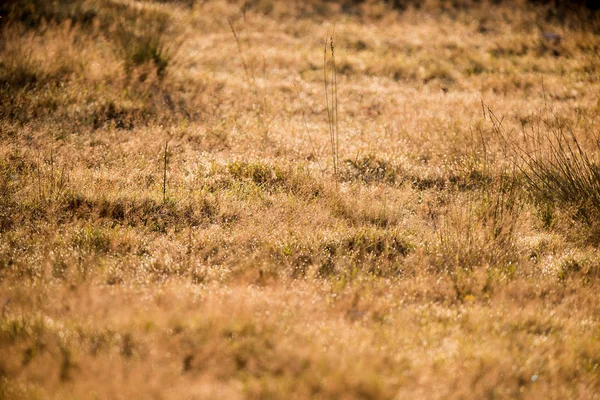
(1, 0), (599, 399)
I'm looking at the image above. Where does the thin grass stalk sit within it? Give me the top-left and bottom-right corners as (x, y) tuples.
(229, 18), (270, 137)
(324, 37), (335, 179)
(331, 35), (339, 179)
(37, 153), (43, 202)
(163, 141), (168, 204)
(50, 147), (54, 200)
(487, 100), (600, 220)
(293, 82), (323, 172)
(228, 18), (251, 85)
(331, 41), (336, 175)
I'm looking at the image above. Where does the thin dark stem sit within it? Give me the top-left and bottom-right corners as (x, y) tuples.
(293, 82), (323, 172)
(324, 36), (335, 178)
(163, 141), (168, 204)
(228, 18), (252, 85)
(331, 36), (339, 179)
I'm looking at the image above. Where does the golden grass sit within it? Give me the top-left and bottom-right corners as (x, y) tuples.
(1, 0), (600, 398)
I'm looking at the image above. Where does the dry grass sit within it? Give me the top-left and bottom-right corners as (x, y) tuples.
(1, 0), (600, 399)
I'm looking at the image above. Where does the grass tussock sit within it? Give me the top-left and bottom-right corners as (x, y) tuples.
(488, 102), (600, 242)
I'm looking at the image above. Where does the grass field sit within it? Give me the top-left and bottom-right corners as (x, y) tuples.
(1, 1), (600, 398)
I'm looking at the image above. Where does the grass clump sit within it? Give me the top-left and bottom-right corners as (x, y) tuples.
(556, 252), (600, 283)
(115, 9), (173, 77)
(0, 0), (97, 29)
(227, 161), (322, 197)
(0, 0), (176, 78)
(342, 155), (401, 185)
(525, 131), (600, 224)
(489, 104), (600, 229)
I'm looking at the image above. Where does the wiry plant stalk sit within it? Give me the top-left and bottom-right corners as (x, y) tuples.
(324, 37), (333, 173)
(486, 100), (600, 222)
(228, 18), (270, 138)
(50, 147), (54, 199)
(163, 141), (168, 204)
(37, 153), (43, 202)
(228, 18), (252, 86)
(293, 82), (323, 172)
(323, 34), (340, 182)
(331, 36), (339, 178)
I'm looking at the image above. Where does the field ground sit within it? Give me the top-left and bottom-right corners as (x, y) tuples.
(1, 1), (600, 398)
